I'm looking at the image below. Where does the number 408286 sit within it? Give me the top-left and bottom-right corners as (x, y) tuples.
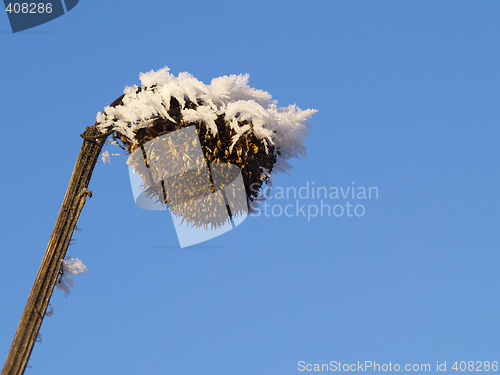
(451, 361), (499, 372)
(5, 3), (53, 14)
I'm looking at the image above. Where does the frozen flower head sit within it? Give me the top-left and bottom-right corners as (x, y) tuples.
(96, 67), (316, 227)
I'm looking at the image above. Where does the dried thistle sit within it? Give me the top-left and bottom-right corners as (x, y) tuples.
(96, 67), (316, 228)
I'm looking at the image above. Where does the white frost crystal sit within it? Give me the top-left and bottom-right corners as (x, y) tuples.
(56, 257), (87, 297)
(95, 67), (317, 175)
(101, 150), (120, 164)
(101, 150), (110, 164)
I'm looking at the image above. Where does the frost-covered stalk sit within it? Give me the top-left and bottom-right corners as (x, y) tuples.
(1, 97), (122, 375)
(2, 67), (315, 375)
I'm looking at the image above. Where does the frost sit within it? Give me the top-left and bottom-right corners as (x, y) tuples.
(56, 257), (87, 297)
(96, 67), (317, 179)
(101, 151), (110, 164)
(181, 106), (218, 135)
(101, 150), (120, 164)
(96, 111), (106, 123)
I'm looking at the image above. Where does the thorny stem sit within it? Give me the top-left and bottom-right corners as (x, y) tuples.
(2, 96), (123, 375)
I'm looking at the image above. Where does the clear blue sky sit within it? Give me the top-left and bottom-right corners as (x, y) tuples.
(1, 1), (500, 374)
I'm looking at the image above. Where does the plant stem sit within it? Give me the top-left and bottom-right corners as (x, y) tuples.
(1, 125), (109, 375)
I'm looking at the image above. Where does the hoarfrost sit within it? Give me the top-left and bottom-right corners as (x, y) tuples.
(101, 151), (110, 164)
(95, 67), (317, 177)
(101, 150), (120, 164)
(56, 257), (87, 297)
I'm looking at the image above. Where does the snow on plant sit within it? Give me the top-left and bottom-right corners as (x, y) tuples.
(56, 257), (87, 297)
(95, 67), (317, 227)
(101, 150), (120, 164)
(96, 67), (316, 173)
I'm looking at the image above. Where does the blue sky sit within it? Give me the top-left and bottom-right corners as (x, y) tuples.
(1, 1), (499, 374)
